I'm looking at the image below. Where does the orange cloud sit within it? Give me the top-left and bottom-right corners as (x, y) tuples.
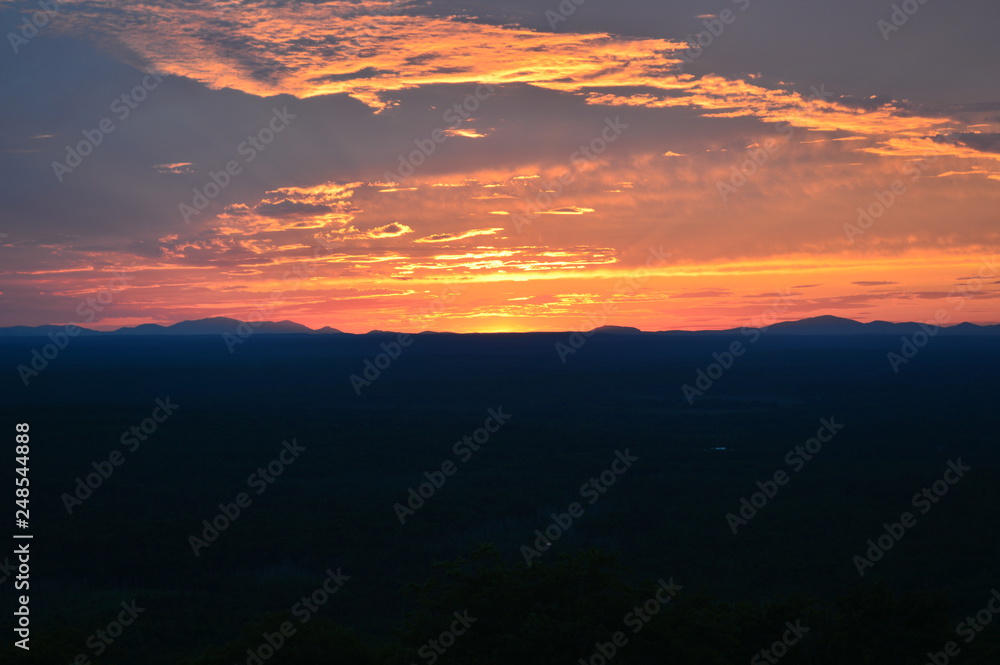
(415, 228), (504, 243)
(53, 0), (997, 168)
(54, 1), (687, 109)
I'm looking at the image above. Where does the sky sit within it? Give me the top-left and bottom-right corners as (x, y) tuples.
(1, 0), (998, 333)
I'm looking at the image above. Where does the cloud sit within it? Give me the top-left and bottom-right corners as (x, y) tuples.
(153, 162), (195, 174)
(943, 132), (1000, 154)
(586, 77), (950, 141)
(52, 1), (689, 109)
(254, 200), (334, 218)
(365, 222), (413, 238)
(55, 0), (986, 164)
(3, 0), (999, 332)
(863, 136), (1000, 162)
(415, 227), (504, 243)
(444, 128), (490, 138)
(323, 222), (414, 242)
(537, 206), (595, 215)
(670, 288), (732, 299)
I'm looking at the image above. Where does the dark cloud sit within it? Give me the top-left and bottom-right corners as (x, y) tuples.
(255, 200), (334, 217)
(308, 67), (392, 83)
(125, 241), (165, 258)
(938, 133), (1000, 154)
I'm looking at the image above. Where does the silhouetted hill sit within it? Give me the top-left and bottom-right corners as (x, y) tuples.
(590, 325), (643, 334)
(767, 315), (867, 334)
(112, 317), (314, 335)
(766, 316), (1000, 336)
(0, 316), (997, 336)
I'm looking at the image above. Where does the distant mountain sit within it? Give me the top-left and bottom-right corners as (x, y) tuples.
(114, 317), (234, 335)
(590, 325), (643, 334)
(767, 315), (866, 334)
(254, 320), (315, 334)
(0, 316), (997, 337)
(766, 315), (1000, 336)
(0, 317), (320, 337)
(112, 317), (313, 335)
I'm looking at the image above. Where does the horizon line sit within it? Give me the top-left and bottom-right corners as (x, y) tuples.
(2, 314), (999, 336)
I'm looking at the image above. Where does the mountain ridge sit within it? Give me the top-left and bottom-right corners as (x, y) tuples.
(0, 315), (997, 337)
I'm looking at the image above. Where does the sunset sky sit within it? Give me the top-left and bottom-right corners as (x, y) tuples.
(2, 0), (998, 332)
